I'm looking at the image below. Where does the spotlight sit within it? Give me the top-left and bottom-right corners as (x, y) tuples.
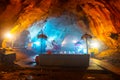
(34, 41), (40, 46)
(90, 40), (100, 48)
(72, 40), (77, 43)
(5, 32), (13, 39)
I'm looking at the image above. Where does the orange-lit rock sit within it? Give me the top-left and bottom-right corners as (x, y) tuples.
(0, 0), (120, 48)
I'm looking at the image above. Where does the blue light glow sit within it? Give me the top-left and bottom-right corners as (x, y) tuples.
(27, 13), (86, 54)
(72, 40), (78, 43)
(34, 41), (40, 46)
(48, 37), (55, 42)
(83, 49), (87, 54)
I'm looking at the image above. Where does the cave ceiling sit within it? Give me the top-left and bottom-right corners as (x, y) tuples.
(0, 0), (120, 48)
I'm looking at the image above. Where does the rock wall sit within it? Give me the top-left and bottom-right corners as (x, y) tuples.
(0, 0), (120, 48)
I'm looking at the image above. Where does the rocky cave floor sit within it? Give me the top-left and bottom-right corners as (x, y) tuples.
(0, 49), (120, 80)
(0, 64), (119, 80)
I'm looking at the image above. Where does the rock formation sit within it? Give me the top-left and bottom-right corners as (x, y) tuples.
(0, 0), (120, 49)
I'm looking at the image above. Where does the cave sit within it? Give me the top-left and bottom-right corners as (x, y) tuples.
(0, 0), (119, 54)
(0, 0), (120, 79)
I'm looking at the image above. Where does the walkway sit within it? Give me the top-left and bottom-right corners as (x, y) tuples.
(91, 58), (120, 75)
(7, 48), (120, 76)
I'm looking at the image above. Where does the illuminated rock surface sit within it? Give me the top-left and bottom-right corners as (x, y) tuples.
(0, 0), (120, 49)
(0, 1), (120, 79)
